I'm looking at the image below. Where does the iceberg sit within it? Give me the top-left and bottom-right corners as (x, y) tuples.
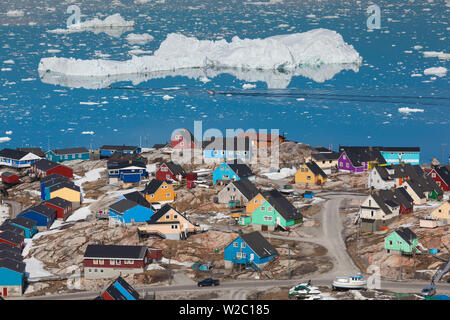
(38, 29), (362, 88)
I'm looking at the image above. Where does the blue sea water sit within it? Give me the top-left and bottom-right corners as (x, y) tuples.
(0, 0), (448, 164)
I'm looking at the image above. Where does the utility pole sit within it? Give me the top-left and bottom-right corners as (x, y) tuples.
(441, 143), (447, 165)
(288, 247), (291, 280)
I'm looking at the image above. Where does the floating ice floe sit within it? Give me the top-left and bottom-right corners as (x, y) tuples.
(6, 10), (24, 17)
(398, 107), (425, 114)
(242, 83), (257, 89)
(423, 67), (447, 77)
(38, 28), (362, 89)
(125, 33), (154, 45)
(0, 137), (11, 143)
(422, 51), (450, 60)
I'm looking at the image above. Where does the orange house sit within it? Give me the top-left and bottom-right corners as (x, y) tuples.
(294, 161), (327, 185)
(143, 179), (176, 203)
(246, 193), (267, 214)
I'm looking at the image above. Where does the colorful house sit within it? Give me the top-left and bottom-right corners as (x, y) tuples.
(378, 147), (420, 165)
(0, 148), (41, 168)
(108, 199), (154, 225)
(45, 147), (90, 163)
(142, 180), (176, 203)
(43, 197), (73, 220)
(431, 201), (450, 225)
(367, 163), (424, 190)
(359, 190), (400, 232)
(1, 172), (20, 185)
(294, 161), (327, 185)
(49, 182), (82, 209)
(9, 217), (38, 239)
(83, 244), (154, 279)
(170, 128), (199, 149)
(40, 174), (71, 200)
(428, 166), (450, 191)
(217, 179), (259, 206)
(212, 161), (255, 185)
(137, 205), (200, 240)
(203, 137), (251, 163)
(305, 151), (341, 174)
(98, 276), (141, 300)
(248, 190), (303, 231)
(31, 159), (74, 179)
(338, 146), (386, 173)
(107, 161), (147, 184)
(99, 145), (141, 158)
(0, 231), (24, 250)
(0, 223), (25, 238)
(17, 204), (57, 230)
(0, 258), (26, 297)
(385, 228), (419, 254)
(224, 231), (278, 270)
(155, 162), (186, 181)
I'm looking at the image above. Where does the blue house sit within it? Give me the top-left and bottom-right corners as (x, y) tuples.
(107, 161), (147, 183)
(203, 137), (251, 162)
(100, 145), (141, 158)
(17, 204), (57, 229)
(99, 276), (140, 300)
(109, 199), (154, 224)
(213, 161), (255, 185)
(40, 174), (71, 200)
(0, 257), (26, 297)
(224, 231), (278, 270)
(0, 148), (42, 168)
(378, 147), (420, 165)
(9, 217), (38, 239)
(45, 147), (90, 163)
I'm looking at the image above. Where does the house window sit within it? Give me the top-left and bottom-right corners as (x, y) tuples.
(171, 225), (178, 229)
(346, 163), (349, 168)
(233, 242), (238, 247)
(389, 241), (393, 245)
(166, 215), (170, 219)
(264, 216), (272, 221)
(116, 260), (121, 265)
(307, 176), (311, 180)
(261, 206), (265, 211)
(161, 167), (168, 172)
(431, 173), (436, 178)
(343, 155), (346, 159)
(110, 260), (115, 265)
(99, 260), (104, 265)
(339, 162), (343, 166)
(214, 151), (218, 155)
(254, 199), (258, 204)
(236, 252), (242, 259)
(180, 142), (185, 146)
(268, 207), (273, 212)
(241, 243), (246, 248)
(166, 193), (171, 198)
(93, 260), (98, 265)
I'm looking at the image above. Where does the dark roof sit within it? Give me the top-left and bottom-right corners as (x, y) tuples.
(152, 143), (169, 149)
(1, 172), (18, 177)
(405, 179), (427, 199)
(107, 152), (147, 164)
(100, 145), (139, 152)
(49, 181), (80, 193)
(371, 188), (414, 214)
(40, 173), (70, 185)
(314, 146), (332, 153)
(102, 277), (140, 300)
(44, 197), (72, 208)
(393, 187), (414, 209)
(0, 148), (28, 160)
(17, 147), (45, 158)
(311, 151), (341, 161)
(10, 216), (37, 229)
(229, 179), (260, 201)
(122, 191), (152, 209)
(21, 204), (57, 218)
(262, 190), (303, 221)
(49, 147), (89, 155)
(162, 162), (186, 177)
(240, 231), (278, 258)
(0, 257), (26, 274)
(143, 179), (165, 195)
(226, 161), (254, 179)
(378, 147), (420, 152)
(33, 159), (60, 171)
(84, 244), (148, 260)
(0, 231), (24, 245)
(0, 243), (22, 254)
(0, 223), (24, 236)
(339, 146), (387, 167)
(203, 137), (250, 151)
(148, 204), (190, 225)
(434, 166), (450, 186)
(109, 199), (139, 213)
(305, 161), (327, 178)
(107, 160), (146, 170)
(395, 228), (417, 245)
(0, 249), (23, 262)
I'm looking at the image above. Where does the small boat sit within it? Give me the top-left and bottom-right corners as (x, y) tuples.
(288, 281), (321, 299)
(279, 184), (294, 194)
(332, 275), (367, 290)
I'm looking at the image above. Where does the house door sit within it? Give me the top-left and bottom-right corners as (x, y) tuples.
(261, 225), (268, 231)
(166, 174), (171, 180)
(2, 287), (7, 297)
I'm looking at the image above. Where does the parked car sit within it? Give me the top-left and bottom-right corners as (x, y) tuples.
(420, 284), (436, 297)
(197, 278), (220, 287)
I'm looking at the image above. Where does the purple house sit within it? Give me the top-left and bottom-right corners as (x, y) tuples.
(338, 146), (386, 173)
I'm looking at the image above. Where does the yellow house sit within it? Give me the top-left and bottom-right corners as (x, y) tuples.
(49, 183), (82, 208)
(143, 179), (176, 203)
(431, 201), (450, 224)
(294, 161), (327, 185)
(246, 193), (267, 214)
(137, 204), (200, 240)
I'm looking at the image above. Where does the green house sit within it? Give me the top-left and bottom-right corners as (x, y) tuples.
(46, 147), (90, 163)
(250, 190), (303, 232)
(385, 228), (419, 254)
(428, 189), (443, 201)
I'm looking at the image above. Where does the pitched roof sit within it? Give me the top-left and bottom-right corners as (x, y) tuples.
(0, 249), (23, 262)
(311, 151), (341, 161)
(395, 228), (417, 245)
(44, 197), (72, 208)
(107, 160), (146, 170)
(0, 257), (26, 274)
(0, 230), (24, 245)
(262, 190), (303, 221)
(147, 204), (190, 225)
(100, 145), (139, 152)
(305, 161), (327, 178)
(21, 203), (57, 217)
(0, 148), (28, 160)
(240, 231), (278, 258)
(203, 137), (250, 151)
(433, 166), (450, 186)
(0, 243), (22, 254)
(378, 147), (420, 152)
(10, 216), (37, 229)
(339, 146), (387, 167)
(40, 173), (70, 185)
(162, 162), (186, 177)
(33, 159), (61, 171)
(0, 223), (24, 235)
(1, 172), (18, 178)
(109, 199), (139, 213)
(17, 147), (45, 158)
(143, 179), (165, 195)
(229, 179), (260, 201)
(49, 147), (89, 155)
(49, 181), (80, 193)
(84, 244), (148, 260)
(122, 191), (152, 209)
(226, 161), (254, 179)
(102, 276), (140, 300)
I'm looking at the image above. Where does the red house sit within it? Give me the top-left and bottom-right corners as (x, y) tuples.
(1, 172), (19, 185)
(83, 244), (158, 279)
(0, 231), (24, 250)
(170, 128), (199, 149)
(428, 166), (450, 191)
(43, 197), (73, 219)
(155, 162), (186, 181)
(31, 159), (73, 179)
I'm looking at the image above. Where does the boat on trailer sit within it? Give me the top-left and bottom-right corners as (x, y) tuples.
(332, 275), (367, 290)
